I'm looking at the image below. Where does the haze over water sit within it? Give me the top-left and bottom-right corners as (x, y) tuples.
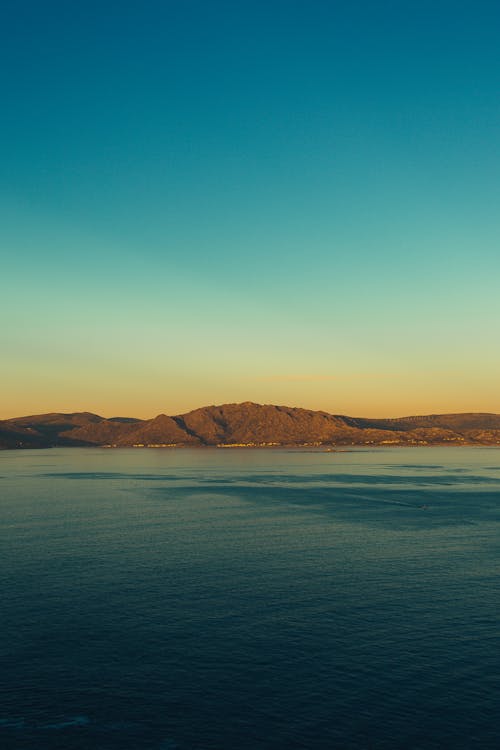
(2, 446), (500, 749)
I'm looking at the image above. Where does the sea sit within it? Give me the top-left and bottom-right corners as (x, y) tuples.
(1, 446), (500, 749)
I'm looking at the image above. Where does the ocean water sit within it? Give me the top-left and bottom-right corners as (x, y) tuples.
(1, 446), (500, 749)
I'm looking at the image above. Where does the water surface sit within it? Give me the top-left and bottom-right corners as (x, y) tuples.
(1, 447), (500, 749)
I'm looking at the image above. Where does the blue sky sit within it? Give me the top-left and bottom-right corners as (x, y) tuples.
(2, 0), (500, 418)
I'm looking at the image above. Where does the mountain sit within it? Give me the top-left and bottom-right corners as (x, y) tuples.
(2, 403), (500, 449)
(0, 420), (51, 449)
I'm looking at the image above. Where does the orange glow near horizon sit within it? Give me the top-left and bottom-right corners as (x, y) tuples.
(3, 370), (500, 421)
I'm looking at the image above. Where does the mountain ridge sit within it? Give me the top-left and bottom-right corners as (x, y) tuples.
(2, 402), (500, 449)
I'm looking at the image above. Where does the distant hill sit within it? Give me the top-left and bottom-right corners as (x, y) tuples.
(2, 402), (500, 449)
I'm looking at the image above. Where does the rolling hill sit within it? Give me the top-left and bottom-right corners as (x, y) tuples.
(2, 402), (500, 449)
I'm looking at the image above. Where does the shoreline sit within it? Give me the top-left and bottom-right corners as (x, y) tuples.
(2, 442), (500, 452)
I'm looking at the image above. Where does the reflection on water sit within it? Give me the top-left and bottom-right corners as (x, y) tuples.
(1, 447), (500, 749)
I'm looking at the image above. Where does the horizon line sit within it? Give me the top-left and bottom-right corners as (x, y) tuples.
(3, 401), (500, 423)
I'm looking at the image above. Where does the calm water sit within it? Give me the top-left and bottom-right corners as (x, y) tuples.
(1, 447), (500, 749)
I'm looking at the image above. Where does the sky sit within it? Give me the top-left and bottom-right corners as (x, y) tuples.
(2, 0), (500, 419)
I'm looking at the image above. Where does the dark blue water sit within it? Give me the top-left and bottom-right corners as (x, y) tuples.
(1, 447), (500, 749)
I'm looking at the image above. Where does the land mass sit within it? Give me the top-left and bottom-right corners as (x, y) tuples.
(2, 402), (500, 449)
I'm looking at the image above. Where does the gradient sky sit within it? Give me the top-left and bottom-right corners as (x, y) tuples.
(2, 0), (500, 419)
